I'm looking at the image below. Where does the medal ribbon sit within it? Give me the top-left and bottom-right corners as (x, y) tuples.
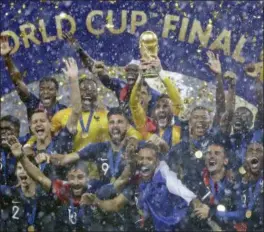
(107, 144), (123, 178)
(209, 177), (227, 203)
(1, 152), (7, 184)
(28, 199), (37, 226)
(19, 189), (37, 227)
(247, 177), (263, 211)
(69, 198), (84, 222)
(79, 110), (94, 135)
(157, 126), (173, 148)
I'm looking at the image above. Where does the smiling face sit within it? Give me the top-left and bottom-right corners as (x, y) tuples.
(108, 114), (128, 145)
(233, 107), (253, 134)
(39, 80), (57, 108)
(189, 108), (211, 138)
(125, 64), (139, 87)
(68, 168), (87, 197)
(154, 97), (173, 129)
(245, 143), (263, 175)
(126, 71), (138, 87)
(0, 120), (19, 149)
(30, 112), (51, 141)
(205, 145), (228, 174)
(16, 162), (34, 188)
(137, 147), (159, 181)
(80, 79), (98, 111)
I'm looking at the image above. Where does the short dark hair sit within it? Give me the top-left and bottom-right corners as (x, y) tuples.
(139, 142), (159, 154)
(39, 77), (59, 90)
(30, 108), (50, 121)
(191, 106), (209, 114)
(79, 77), (97, 87)
(69, 161), (89, 176)
(236, 107), (253, 120)
(207, 137), (232, 158)
(156, 94), (170, 102)
(125, 64), (139, 74)
(107, 107), (127, 120)
(0, 115), (20, 133)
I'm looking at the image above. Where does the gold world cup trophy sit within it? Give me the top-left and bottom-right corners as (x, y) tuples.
(139, 31), (159, 78)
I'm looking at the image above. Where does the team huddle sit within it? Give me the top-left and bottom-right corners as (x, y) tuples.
(0, 33), (263, 232)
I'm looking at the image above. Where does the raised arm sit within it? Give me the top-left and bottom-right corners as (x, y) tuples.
(146, 58), (183, 116)
(63, 32), (124, 92)
(206, 51), (225, 126)
(220, 72), (237, 134)
(129, 74), (149, 134)
(62, 57), (82, 134)
(50, 143), (103, 166)
(254, 76), (263, 129)
(0, 35), (30, 100)
(62, 32), (94, 72)
(5, 136), (51, 192)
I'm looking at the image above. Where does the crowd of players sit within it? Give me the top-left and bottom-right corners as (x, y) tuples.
(0, 33), (263, 232)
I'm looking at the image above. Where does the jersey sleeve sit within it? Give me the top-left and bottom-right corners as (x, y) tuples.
(23, 92), (40, 110)
(129, 82), (149, 133)
(126, 125), (143, 140)
(121, 184), (135, 202)
(53, 127), (74, 154)
(52, 179), (71, 204)
(77, 142), (107, 161)
(100, 77), (126, 97)
(162, 77), (183, 116)
(0, 185), (16, 198)
(51, 109), (69, 134)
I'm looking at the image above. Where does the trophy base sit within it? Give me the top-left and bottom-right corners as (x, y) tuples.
(142, 69), (159, 78)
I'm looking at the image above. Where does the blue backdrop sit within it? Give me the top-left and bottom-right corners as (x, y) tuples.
(0, 0), (263, 105)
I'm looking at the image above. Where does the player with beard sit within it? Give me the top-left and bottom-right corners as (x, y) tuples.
(45, 108), (144, 193)
(230, 65), (263, 166)
(239, 138), (263, 231)
(187, 142), (244, 231)
(51, 63), (142, 179)
(134, 143), (196, 231)
(62, 32), (160, 123)
(0, 160), (56, 232)
(4, 136), (94, 232)
(41, 108), (167, 230)
(0, 35), (66, 119)
(129, 58), (183, 148)
(51, 74), (142, 152)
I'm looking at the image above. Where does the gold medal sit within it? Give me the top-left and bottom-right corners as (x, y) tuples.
(239, 166), (246, 175)
(81, 132), (89, 138)
(245, 210), (252, 218)
(195, 150), (203, 159)
(217, 204), (226, 212)
(28, 225), (35, 232)
(110, 177), (116, 183)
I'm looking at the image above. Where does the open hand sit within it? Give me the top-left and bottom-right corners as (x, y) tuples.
(3, 136), (23, 159)
(0, 35), (12, 56)
(62, 57), (78, 82)
(206, 51), (222, 74)
(62, 32), (79, 48)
